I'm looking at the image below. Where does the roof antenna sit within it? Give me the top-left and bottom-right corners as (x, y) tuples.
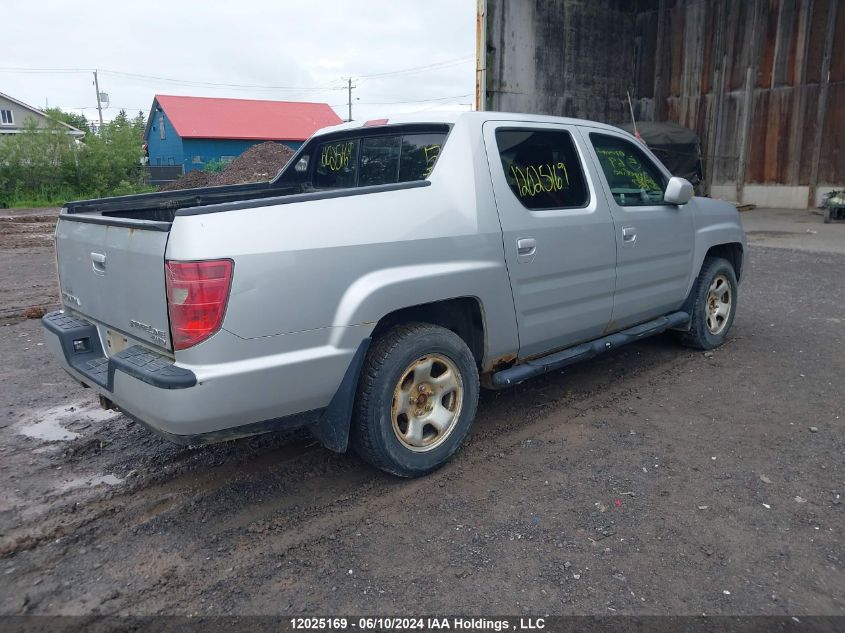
(627, 90), (643, 143)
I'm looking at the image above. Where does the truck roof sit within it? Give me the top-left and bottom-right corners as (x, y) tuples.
(313, 110), (625, 137)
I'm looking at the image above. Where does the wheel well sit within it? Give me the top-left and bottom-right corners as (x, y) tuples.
(371, 298), (485, 368)
(705, 242), (744, 281)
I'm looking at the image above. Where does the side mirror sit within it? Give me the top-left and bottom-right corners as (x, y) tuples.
(664, 177), (694, 205)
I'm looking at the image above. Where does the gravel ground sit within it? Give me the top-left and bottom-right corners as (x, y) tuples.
(0, 209), (60, 324)
(0, 223), (842, 616)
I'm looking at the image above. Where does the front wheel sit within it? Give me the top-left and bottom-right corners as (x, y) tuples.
(351, 323), (479, 477)
(677, 257), (738, 350)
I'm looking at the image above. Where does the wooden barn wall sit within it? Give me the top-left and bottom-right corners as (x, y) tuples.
(483, 0), (844, 199)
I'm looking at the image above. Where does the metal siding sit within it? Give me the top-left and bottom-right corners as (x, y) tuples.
(154, 95), (341, 141)
(144, 110), (184, 170)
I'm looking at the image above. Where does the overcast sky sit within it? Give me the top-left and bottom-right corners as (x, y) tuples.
(3, 1), (476, 124)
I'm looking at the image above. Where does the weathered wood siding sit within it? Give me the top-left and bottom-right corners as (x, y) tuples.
(483, 0), (843, 201)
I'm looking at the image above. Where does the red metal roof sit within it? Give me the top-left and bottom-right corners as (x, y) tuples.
(154, 94), (342, 141)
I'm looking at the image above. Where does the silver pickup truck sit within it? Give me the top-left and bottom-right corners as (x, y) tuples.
(43, 112), (745, 477)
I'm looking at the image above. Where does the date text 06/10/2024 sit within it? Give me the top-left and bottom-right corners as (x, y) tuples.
(289, 617), (546, 631)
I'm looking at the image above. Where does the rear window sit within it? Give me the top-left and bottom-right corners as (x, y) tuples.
(286, 127), (448, 191)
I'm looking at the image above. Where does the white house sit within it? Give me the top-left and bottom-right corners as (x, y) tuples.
(0, 91), (85, 138)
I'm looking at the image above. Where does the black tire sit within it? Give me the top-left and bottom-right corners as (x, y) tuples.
(351, 323), (480, 477)
(677, 256), (738, 350)
(824, 208), (832, 224)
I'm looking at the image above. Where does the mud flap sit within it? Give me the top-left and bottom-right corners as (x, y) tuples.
(675, 278), (702, 332)
(308, 338), (371, 453)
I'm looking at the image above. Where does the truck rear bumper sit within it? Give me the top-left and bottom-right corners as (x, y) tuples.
(41, 310), (333, 443)
(43, 310), (197, 390)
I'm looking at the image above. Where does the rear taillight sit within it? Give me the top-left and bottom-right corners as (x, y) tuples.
(165, 259), (233, 351)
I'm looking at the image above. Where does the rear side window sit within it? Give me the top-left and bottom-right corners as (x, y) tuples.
(311, 130), (447, 190)
(314, 139), (359, 189)
(398, 133), (444, 181)
(495, 129), (589, 210)
(360, 136), (401, 186)
(590, 133), (667, 206)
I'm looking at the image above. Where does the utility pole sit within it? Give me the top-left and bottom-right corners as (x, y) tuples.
(93, 70), (104, 129)
(346, 77), (356, 122)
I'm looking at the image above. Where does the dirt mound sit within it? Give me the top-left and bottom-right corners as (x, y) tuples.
(160, 142), (295, 191)
(210, 142), (295, 185)
(158, 169), (212, 192)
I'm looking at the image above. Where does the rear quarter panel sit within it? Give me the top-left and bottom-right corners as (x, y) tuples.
(166, 118), (518, 374)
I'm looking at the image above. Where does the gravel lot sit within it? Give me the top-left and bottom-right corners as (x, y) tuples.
(0, 209), (842, 616)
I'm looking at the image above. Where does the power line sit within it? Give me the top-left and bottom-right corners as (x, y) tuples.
(100, 70), (348, 92)
(356, 93), (473, 106)
(2, 59), (475, 118)
(0, 66), (347, 91)
(0, 56), (474, 91)
(0, 66), (89, 74)
(357, 56), (474, 81)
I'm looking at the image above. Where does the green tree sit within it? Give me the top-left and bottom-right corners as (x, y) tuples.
(0, 117), (78, 204)
(77, 109), (146, 195)
(44, 107), (91, 136)
(0, 108), (150, 206)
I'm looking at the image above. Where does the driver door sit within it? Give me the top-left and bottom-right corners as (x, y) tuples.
(580, 128), (695, 330)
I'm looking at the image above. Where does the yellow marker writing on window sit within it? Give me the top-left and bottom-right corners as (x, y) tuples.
(320, 142), (355, 172)
(509, 162), (571, 198)
(596, 148), (659, 191)
(422, 144), (441, 177)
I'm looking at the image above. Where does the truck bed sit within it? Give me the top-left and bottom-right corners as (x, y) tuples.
(64, 181), (300, 223)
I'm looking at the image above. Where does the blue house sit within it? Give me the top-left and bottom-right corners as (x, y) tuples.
(144, 94), (342, 173)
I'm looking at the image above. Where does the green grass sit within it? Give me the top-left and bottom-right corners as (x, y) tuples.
(2, 184), (157, 209)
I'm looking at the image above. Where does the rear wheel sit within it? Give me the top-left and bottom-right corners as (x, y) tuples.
(351, 323), (479, 477)
(677, 257), (738, 350)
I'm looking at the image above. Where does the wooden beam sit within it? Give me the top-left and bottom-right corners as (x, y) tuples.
(735, 0), (764, 203)
(704, 0), (726, 195)
(652, 0), (668, 121)
(807, 0), (837, 207)
(788, 0), (812, 186)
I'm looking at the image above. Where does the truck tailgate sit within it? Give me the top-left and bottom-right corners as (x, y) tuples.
(56, 216), (172, 351)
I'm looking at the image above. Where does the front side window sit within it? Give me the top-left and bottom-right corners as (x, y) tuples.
(590, 133), (667, 206)
(496, 129), (589, 210)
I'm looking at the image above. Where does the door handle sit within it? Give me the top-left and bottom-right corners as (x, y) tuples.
(517, 238), (536, 256)
(91, 251), (107, 274)
(622, 227), (637, 244)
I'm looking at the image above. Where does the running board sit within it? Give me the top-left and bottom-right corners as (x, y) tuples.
(490, 311), (690, 388)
